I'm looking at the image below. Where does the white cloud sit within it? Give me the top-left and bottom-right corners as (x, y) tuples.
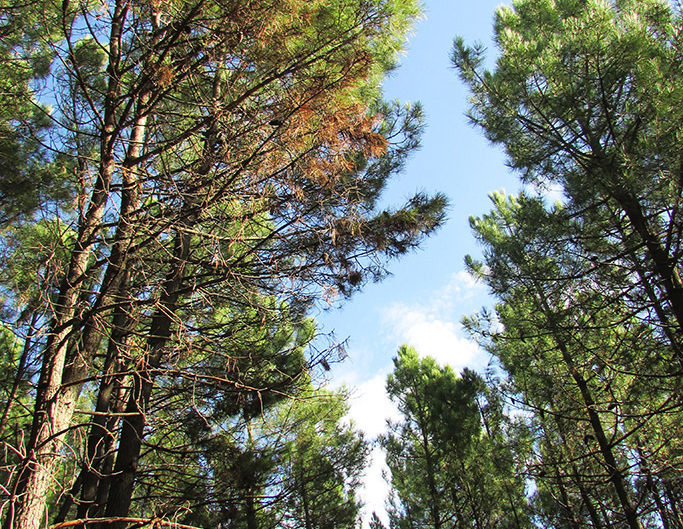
(345, 371), (399, 439)
(383, 303), (484, 372)
(448, 270), (485, 300)
(442, 269), (485, 300)
(424, 269), (486, 315)
(381, 268), (490, 374)
(341, 372), (398, 527)
(360, 445), (392, 527)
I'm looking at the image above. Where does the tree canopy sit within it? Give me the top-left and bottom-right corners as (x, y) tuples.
(0, 1), (444, 528)
(451, 1), (683, 528)
(2, 1), (682, 528)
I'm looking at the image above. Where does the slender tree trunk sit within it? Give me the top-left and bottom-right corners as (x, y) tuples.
(475, 400), (524, 529)
(535, 289), (643, 529)
(550, 461), (581, 529)
(300, 467), (313, 529)
(98, 66), (225, 527)
(547, 410), (605, 529)
(539, 421), (583, 529)
(570, 462), (604, 529)
(449, 488), (466, 529)
(52, 78), (149, 522)
(606, 205), (683, 368)
(459, 462), (484, 529)
(2, 5), (128, 528)
(663, 481), (683, 529)
(243, 418), (258, 529)
(0, 312), (39, 438)
(415, 406), (441, 529)
(636, 443), (674, 529)
(100, 223), (191, 528)
(612, 188), (683, 335)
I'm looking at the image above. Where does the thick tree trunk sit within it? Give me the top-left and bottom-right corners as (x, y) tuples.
(62, 84), (149, 520)
(5, 169), (113, 529)
(87, 380), (130, 520)
(52, 287), (131, 523)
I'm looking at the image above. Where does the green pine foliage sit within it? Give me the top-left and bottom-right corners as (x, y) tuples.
(0, 1), (442, 528)
(453, 1), (683, 528)
(381, 346), (531, 529)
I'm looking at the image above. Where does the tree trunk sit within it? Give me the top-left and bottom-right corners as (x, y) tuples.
(99, 223), (190, 528)
(416, 405), (441, 529)
(300, 466), (313, 529)
(612, 188), (683, 336)
(53, 287), (132, 523)
(2, 5), (128, 527)
(636, 443), (674, 529)
(98, 66), (225, 527)
(536, 289), (643, 529)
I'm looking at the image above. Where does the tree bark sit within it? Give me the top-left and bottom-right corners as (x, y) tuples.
(2, 4), (127, 528)
(98, 65), (225, 527)
(536, 289), (644, 529)
(99, 222), (190, 528)
(614, 188), (683, 335)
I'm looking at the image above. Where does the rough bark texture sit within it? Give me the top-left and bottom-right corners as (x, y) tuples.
(2, 5), (128, 527)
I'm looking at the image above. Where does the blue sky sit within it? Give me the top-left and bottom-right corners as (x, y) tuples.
(319, 0), (520, 378)
(314, 0), (524, 524)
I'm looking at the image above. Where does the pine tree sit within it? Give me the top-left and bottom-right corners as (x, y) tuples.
(454, 2), (683, 526)
(381, 346), (530, 529)
(464, 192), (679, 529)
(1, 1), (445, 527)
